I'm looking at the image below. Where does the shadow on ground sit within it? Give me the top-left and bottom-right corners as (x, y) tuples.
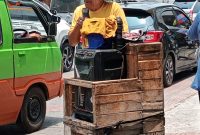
(172, 69), (196, 86)
(0, 116), (63, 135)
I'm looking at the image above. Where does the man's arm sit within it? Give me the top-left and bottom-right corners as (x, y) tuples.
(68, 7), (84, 46)
(68, 17), (85, 46)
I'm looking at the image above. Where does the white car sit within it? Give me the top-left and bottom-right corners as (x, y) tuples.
(9, 0), (74, 72)
(55, 18), (74, 72)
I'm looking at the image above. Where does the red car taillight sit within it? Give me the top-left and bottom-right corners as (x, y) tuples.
(144, 31), (164, 43)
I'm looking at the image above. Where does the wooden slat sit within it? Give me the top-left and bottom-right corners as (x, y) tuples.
(142, 102), (164, 111)
(138, 60), (161, 70)
(139, 69), (162, 79)
(138, 52), (161, 61)
(66, 78), (93, 88)
(96, 111), (143, 128)
(142, 111), (164, 118)
(95, 80), (142, 95)
(64, 116), (95, 135)
(95, 91), (142, 104)
(136, 43), (162, 52)
(142, 79), (163, 90)
(92, 78), (138, 85)
(125, 44), (138, 78)
(64, 84), (73, 116)
(143, 89), (164, 102)
(96, 101), (142, 115)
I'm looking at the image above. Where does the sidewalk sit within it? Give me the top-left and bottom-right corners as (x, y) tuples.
(165, 93), (200, 134)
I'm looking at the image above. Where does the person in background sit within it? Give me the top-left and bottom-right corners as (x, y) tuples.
(187, 11), (200, 101)
(68, 0), (128, 47)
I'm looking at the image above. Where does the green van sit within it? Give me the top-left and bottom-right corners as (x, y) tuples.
(0, 0), (64, 133)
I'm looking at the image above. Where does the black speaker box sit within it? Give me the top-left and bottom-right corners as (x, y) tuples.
(75, 49), (123, 81)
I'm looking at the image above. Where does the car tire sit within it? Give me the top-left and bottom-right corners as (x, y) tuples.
(61, 41), (74, 72)
(163, 55), (174, 87)
(17, 87), (46, 133)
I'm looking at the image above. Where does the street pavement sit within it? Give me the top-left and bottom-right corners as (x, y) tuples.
(164, 72), (200, 134)
(1, 70), (200, 134)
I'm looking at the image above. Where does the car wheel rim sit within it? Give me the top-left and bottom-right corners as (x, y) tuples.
(63, 46), (73, 69)
(28, 97), (41, 122)
(165, 58), (174, 85)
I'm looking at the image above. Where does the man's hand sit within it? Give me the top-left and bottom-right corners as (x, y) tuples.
(28, 32), (42, 41)
(76, 17), (85, 28)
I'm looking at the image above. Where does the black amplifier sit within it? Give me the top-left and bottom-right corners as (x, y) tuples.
(74, 49), (124, 122)
(75, 49), (123, 81)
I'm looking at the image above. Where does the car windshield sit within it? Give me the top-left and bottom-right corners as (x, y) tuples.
(125, 10), (154, 31)
(174, 1), (195, 9)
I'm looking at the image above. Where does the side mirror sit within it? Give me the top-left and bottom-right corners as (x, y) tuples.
(50, 9), (57, 15)
(48, 22), (57, 36)
(158, 22), (169, 31)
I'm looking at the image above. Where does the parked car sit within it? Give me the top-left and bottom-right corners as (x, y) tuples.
(174, 0), (200, 21)
(120, 1), (198, 87)
(9, 0), (74, 72)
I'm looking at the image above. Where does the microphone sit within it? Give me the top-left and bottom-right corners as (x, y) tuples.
(82, 8), (89, 18)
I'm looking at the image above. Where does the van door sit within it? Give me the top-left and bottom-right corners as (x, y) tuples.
(9, 5), (49, 94)
(0, 3), (19, 125)
(9, 4), (61, 96)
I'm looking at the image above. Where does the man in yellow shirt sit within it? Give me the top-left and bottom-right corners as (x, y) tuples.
(68, 0), (128, 47)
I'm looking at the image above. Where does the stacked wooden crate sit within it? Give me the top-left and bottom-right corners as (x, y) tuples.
(126, 42), (164, 118)
(64, 42), (164, 135)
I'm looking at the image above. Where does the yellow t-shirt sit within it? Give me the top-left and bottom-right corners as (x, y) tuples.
(69, 2), (128, 33)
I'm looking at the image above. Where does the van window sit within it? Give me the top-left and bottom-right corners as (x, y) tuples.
(9, 6), (47, 36)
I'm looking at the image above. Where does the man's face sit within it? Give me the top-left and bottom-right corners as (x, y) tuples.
(84, 0), (103, 11)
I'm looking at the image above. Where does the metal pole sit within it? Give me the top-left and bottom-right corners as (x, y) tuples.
(198, 91), (200, 103)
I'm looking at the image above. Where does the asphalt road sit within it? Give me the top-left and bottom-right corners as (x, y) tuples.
(0, 70), (200, 135)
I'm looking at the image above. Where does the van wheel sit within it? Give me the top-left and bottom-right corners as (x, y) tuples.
(17, 87), (46, 133)
(61, 42), (74, 72)
(163, 55), (174, 87)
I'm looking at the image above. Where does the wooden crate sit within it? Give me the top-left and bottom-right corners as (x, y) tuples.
(126, 42), (164, 117)
(64, 78), (143, 128)
(64, 113), (165, 135)
(64, 42), (164, 134)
